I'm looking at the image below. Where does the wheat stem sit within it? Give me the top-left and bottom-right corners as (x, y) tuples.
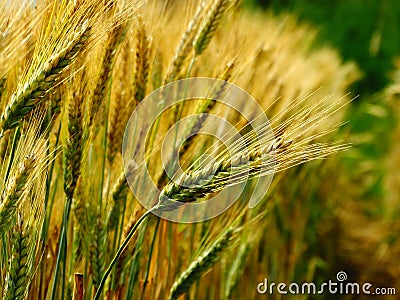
(94, 207), (155, 300)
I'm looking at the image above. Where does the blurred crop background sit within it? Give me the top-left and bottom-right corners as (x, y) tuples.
(242, 0), (400, 291)
(0, 0), (399, 299)
(242, 1), (400, 298)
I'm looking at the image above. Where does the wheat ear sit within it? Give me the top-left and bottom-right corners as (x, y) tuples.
(164, 0), (207, 83)
(133, 16), (151, 105)
(64, 86), (85, 200)
(90, 217), (107, 292)
(72, 273), (84, 300)
(72, 180), (87, 268)
(168, 227), (235, 300)
(107, 171), (130, 230)
(0, 76), (6, 100)
(225, 242), (250, 299)
(0, 154), (36, 235)
(157, 62), (235, 187)
(158, 95), (350, 209)
(0, 21), (91, 134)
(107, 39), (131, 163)
(193, 0), (231, 56)
(3, 216), (36, 300)
(179, 61), (235, 157)
(89, 23), (124, 128)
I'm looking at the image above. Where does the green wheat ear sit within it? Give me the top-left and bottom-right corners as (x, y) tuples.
(3, 220), (34, 300)
(0, 154), (36, 235)
(169, 227), (235, 300)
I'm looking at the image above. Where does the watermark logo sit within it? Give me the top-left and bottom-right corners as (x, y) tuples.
(257, 271), (396, 296)
(122, 78), (275, 223)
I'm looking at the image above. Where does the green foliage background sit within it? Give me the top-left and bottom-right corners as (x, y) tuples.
(245, 0), (400, 95)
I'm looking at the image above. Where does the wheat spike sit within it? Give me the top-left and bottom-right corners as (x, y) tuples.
(164, 0), (207, 83)
(0, 76), (6, 100)
(90, 217), (107, 291)
(179, 61), (235, 157)
(0, 19), (91, 134)
(64, 84), (85, 200)
(107, 161), (137, 230)
(225, 242), (250, 299)
(133, 16), (151, 105)
(3, 219), (33, 300)
(3, 201), (45, 300)
(0, 154), (36, 235)
(193, 0), (231, 56)
(89, 22), (124, 128)
(169, 227), (235, 300)
(72, 179), (87, 268)
(107, 172), (130, 230)
(158, 97), (349, 210)
(107, 38), (131, 163)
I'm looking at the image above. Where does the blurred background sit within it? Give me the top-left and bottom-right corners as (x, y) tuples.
(238, 1), (400, 298)
(245, 0), (400, 95)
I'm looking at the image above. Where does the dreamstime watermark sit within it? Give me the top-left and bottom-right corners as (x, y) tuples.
(257, 271), (396, 296)
(122, 78), (275, 223)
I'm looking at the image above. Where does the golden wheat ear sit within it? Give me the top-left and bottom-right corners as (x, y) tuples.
(0, 110), (48, 236)
(156, 95), (351, 211)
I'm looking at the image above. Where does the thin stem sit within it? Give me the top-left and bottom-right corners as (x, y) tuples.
(94, 207), (156, 300)
(50, 196), (73, 300)
(140, 217), (160, 300)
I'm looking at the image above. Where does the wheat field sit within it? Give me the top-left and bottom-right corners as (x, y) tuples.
(0, 0), (398, 299)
